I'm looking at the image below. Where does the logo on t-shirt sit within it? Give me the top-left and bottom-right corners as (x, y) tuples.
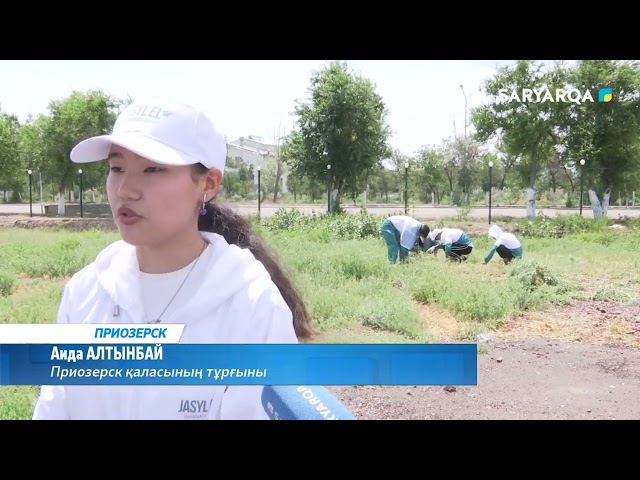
(178, 398), (213, 419)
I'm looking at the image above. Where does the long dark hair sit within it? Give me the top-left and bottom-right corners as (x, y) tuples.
(192, 164), (315, 341)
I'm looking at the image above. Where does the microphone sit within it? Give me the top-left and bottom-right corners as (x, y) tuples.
(261, 385), (356, 420)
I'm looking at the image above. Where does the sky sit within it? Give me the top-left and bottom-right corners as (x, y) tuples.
(0, 60), (517, 157)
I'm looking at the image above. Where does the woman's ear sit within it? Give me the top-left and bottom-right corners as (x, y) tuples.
(205, 168), (223, 199)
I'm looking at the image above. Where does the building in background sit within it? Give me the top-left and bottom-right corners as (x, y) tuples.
(227, 135), (288, 193)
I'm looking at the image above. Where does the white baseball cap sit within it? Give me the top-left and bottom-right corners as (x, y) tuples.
(70, 96), (227, 172)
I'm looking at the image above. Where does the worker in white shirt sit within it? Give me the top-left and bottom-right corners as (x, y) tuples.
(482, 224), (523, 265)
(426, 227), (474, 262)
(380, 215), (430, 264)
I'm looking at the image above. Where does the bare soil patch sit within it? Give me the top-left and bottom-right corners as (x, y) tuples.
(330, 337), (640, 420)
(329, 300), (640, 420)
(502, 300), (640, 348)
(416, 302), (467, 341)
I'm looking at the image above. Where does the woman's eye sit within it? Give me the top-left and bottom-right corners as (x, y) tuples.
(109, 166), (163, 173)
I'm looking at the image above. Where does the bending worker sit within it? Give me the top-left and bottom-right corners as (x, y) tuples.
(482, 224), (523, 265)
(380, 215), (430, 264)
(426, 227), (474, 262)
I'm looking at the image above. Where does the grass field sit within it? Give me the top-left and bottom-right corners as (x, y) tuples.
(1, 209), (639, 420)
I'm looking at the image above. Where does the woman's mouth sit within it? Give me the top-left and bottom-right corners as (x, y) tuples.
(117, 207), (142, 225)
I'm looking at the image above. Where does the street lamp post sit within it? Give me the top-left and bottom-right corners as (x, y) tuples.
(579, 159), (585, 215)
(78, 169), (84, 218)
(27, 169), (33, 218)
(488, 162), (494, 224)
(459, 85), (468, 138)
(404, 162), (409, 214)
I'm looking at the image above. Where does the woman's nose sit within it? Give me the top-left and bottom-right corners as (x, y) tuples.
(117, 173), (142, 200)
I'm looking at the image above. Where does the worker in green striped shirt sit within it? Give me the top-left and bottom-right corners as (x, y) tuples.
(425, 227), (474, 262)
(482, 224), (523, 265)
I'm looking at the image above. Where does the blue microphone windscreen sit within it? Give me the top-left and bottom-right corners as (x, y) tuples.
(262, 385), (356, 420)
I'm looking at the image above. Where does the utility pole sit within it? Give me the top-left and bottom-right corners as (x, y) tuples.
(459, 84), (468, 138)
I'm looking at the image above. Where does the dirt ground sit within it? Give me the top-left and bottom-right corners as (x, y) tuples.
(3, 215), (640, 420)
(329, 299), (640, 420)
(331, 338), (640, 420)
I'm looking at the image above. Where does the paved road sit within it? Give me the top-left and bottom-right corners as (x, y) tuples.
(1, 203), (639, 219)
(0, 204), (48, 215)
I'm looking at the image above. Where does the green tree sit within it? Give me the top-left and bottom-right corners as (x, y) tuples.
(33, 90), (124, 212)
(563, 60), (640, 218)
(0, 110), (23, 202)
(472, 60), (571, 218)
(286, 61), (392, 212)
(221, 170), (240, 198)
(414, 145), (447, 204)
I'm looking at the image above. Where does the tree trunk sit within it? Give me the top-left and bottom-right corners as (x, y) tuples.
(526, 140), (542, 219)
(330, 188), (341, 213)
(526, 188), (536, 219)
(58, 184), (66, 215)
(272, 159), (282, 203)
(588, 186), (612, 220)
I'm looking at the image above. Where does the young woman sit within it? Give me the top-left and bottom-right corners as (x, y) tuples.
(426, 227), (474, 262)
(379, 215), (430, 264)
(32, 96), (314, 420)
(482, 224), (523, 265)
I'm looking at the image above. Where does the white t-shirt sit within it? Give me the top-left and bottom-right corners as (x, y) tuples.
(387, 215), (422, 250)
(138, 244), (211, 323)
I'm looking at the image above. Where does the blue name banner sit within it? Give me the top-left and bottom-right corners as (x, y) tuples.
(0, 343), (477, 386)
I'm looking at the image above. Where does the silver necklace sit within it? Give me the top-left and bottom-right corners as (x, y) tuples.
(146, 242), (207, 324)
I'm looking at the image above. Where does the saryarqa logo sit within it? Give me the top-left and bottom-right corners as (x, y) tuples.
(598, 88), (613, 102)
(498, 87), (613, 105)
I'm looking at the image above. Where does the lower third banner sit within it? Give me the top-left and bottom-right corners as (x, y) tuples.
(0, 343), (477, 386)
